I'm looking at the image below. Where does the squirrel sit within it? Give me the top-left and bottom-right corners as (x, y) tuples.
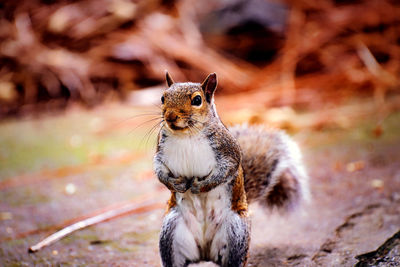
(153, 72), (310, 267)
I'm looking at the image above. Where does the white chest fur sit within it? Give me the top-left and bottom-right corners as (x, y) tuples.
(162, 133), (216, 178)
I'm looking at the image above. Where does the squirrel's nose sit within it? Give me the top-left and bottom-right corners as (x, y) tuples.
(166, 112), (178, 123)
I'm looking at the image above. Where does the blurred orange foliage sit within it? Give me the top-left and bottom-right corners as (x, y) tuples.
(0, 0), (399, 117)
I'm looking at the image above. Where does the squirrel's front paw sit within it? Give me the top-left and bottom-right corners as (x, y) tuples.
(169, 176), (189, 193)
(191, 177), (210, 194)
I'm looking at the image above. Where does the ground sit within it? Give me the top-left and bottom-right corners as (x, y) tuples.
(0, 100), (399, 266)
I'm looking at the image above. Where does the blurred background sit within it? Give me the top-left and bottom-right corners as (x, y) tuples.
(1, 0), (400, 266)
(0, 0), (399, 116)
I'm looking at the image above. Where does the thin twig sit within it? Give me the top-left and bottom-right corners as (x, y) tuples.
(28, 194), (165, 253)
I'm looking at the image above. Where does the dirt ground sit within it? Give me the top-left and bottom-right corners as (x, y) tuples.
(0, 101), (399, 266)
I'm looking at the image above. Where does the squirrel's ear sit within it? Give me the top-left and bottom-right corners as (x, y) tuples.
(201, 73), (217, 103)
(165, 71), (174, 87)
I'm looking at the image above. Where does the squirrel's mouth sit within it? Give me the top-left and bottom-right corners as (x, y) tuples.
(166, 122), (188, 132)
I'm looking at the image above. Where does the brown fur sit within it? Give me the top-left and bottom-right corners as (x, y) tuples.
(162, 83), (210, 135)
(156, 74), (308, 267)
(166, 193), (177, 214)
(266, 169), (300, 209)
(231, 166), (248, 217)
(229, 124), (309, 211)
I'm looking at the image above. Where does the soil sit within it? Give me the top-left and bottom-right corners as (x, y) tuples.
(0, 102), (399, 266)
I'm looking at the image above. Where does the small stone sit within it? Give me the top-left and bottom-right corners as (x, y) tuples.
(392, 192), (400, 202)
(52, 250), (58, 255)
(69, 250), (77, 257)
(371, 179), (384, 189)
(65, 183), (77, 195)
(6, 227), (13, 234)
(346, 161), (365, 172)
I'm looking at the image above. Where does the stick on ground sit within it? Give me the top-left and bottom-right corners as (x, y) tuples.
(28, 197), (165, 253)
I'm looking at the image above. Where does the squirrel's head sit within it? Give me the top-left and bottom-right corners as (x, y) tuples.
(161, 72), (218, 134)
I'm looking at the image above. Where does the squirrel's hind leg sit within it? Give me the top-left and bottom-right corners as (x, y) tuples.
(210, 213), (250, 267)
(159, 208), (200, 267)
(227, 215), (250, 267)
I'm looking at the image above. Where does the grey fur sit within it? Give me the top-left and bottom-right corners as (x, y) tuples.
(159, 208), (179, 267)
(155, 78), (309, 267)
(160, 206), (250, 267)
(190, 122), (241, 194)
(229, 124), (310, 210)
(226, 216), (250, 267)
(154, 82), (242, 195)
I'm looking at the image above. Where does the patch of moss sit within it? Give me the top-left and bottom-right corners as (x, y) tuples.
(0, 109), (158, 181)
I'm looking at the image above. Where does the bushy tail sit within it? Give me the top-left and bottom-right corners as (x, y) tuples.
(229, 124), (310, 212)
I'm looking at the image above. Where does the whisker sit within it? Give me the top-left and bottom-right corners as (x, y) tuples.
(180, 116), (205, 126)
(189, 125), (201, 134)
(139, 120), (164, 149)
(110, 112), (162, 129)
(152, 103), (162, 111)
(127, 117), (163, 135)
(144, 121), (163, 148)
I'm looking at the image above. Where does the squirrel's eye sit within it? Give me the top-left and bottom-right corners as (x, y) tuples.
(161, 96), (165, 104)
(191, 95), (202, 106)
